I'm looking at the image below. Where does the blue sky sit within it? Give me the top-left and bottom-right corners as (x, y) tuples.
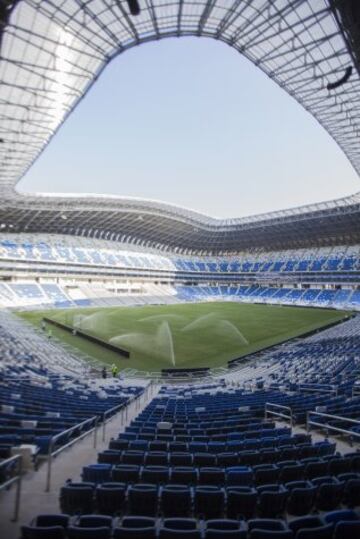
(18, 37), (359, 219)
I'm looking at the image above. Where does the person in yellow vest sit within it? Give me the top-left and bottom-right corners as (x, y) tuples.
(111, 363), (118, 378)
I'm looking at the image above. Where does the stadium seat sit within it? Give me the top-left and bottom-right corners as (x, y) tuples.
(194, 486), (225, 519)
(161, 485), (192, 517)
(333, 521), (360, 539)
(226, 466), (254, 486)
(96, 483), (126, 515)
(128, 484), (158, 516)
(199, 467), (225, 486)
(21, 526), (66, 539)
(113, 516), (157, 539)
(82, 464), (112, 483)
(204, 519), (247, 539)
(226, 486), (258, 519)
(289, 516), (333, 539)
(59, 482), (95, 515)
(160, 519), (201, 539)
(285, 480), (316, 515)
(112, 465), (140, 483)
(257, 484), (288, 518)
(171, 467), (197, 485)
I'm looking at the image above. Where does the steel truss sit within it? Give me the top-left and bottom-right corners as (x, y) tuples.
(0, 1), (359, 253)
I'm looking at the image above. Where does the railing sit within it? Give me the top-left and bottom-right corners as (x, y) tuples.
(299, 384), (338, 396)
(101, 403), (125, 442)
(0, 455), (22, 521)
(306, 410), (360, 446)
(44, 384), (152, 491)
(45, 415), (99, 492)
(265, 402), (294, 426)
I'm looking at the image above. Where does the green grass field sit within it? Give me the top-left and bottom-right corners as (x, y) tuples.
(18, 302), (349, 373)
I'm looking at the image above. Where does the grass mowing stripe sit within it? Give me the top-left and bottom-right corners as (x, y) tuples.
(17, 302), (349, 372)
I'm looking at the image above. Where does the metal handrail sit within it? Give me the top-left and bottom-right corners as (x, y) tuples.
(0, 454), (22, 521)
(101, 403), (125, 442)
(299, 384), (338, 396)
(45, 415), (99, 492)
(306, 410), (360, 445)
(265, 402), (293, 426)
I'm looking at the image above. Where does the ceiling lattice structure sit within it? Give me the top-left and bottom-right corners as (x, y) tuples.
(0, 0), (359, 253)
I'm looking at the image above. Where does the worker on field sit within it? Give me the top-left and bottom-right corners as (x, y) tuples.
(41, 319), (46, 331)
(102, 366), (107, 379)
(111, 363), (118, 378)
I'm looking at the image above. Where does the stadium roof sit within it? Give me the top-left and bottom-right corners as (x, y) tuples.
(0, 0), (360, 254)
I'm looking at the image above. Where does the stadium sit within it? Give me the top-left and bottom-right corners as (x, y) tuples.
(1, 0), (360, 537)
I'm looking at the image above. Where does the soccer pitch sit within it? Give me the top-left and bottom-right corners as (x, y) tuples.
(19, 302), (348, 372)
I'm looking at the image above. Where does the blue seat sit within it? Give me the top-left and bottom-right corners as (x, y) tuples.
(226, 466), (253, 486)
(248, 519), (292, 538)
(199, 467), (225, 486)
(169, 442), (188, 452)
(254, 465), (279, 485)
(67, 526), (111, 539)
(333, 521), (360, 539)
(342, 478), (360, 507)
(77, 515), (113, 528)
(257, 484), (288, 518)
(142, 465), (169, 484)
(159, 529), (201, 539)
(112, 465), (140, 483)
(149, 441), (168, 451)
(161, 485), (192, 517)
(217, 453), (238, 467)
(304, 460), (328, 480)
(278, 463), (304, 483)
(238, 451), (259, 466)
(169, 453), (193, 466)
(194, 486), (225, 519)
(163, 519), (197, 530)
(171, 467), (197, 485)
(285, 481), (316, 516)
(82, 464), (112, 483)
(96, 482), (126, 515)
(324, 509), (359, 525)
(32, 515), (69, 528)
(289, 516), (333, 539)
(205, 519), (247, 539)
(312, 476), (343, 511)
(129, 440), (149, 451)
(128, 484), (158, 516)
(328, 457), (352, 476)
(145, 451), (169, 465)
(21, 526), (66, 539)
(160, 519), (201, 538)
(98, 450), (121, 465)
(59, 482), (95, 515)
(109, 439), (129, 451)
(248, 520), (288, 532)
(193, 453), (217, 467)
(122, 451), (144, 465)
(296, 525), (333, 539)
(226, 487), (258, 519)
(114, 516), (157, 539)
(249, 530), (293, 539)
